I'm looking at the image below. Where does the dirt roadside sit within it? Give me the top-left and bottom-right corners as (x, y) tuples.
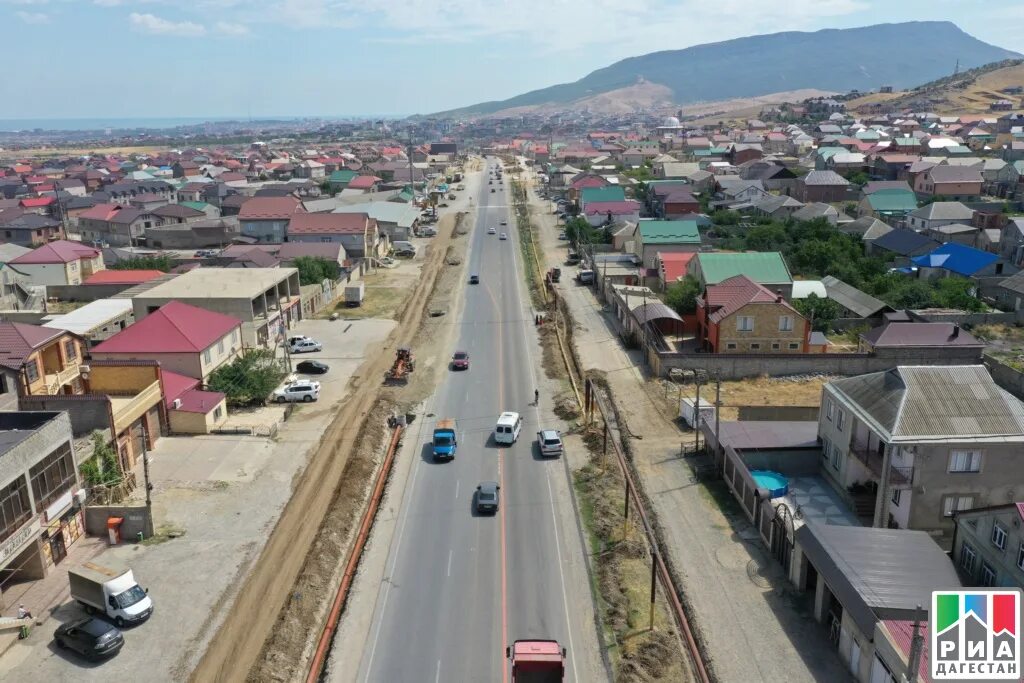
(190, 209), (472, 683)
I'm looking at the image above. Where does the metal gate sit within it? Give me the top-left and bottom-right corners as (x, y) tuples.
(771, 503), (795, 574)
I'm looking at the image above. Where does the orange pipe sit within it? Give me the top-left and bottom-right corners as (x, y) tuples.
(305, 424), (404, 683)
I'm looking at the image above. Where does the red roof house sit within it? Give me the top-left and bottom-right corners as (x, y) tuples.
(347, 175), (382, 190)
(8, 240), (104, 285)
(91, 301), (242, 380)
(161, 369), (228, 434)
(696, 274), (811, 353)
(658, 252), (696, 287)
(83, 269), (164, 286)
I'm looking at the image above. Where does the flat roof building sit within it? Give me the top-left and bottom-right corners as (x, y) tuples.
(42, 298), (135, 347)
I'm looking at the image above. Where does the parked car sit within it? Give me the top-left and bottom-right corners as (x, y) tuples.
(488, 227), (496, 234)
(288, 335), (313, 346)
(469, 274), (480, 284)
(537, 429), (564, 457)
(558, 232), (567, 240)
(289, 338), (322, 353)
(500, 233), (508, 240)
(452, 351), (470, 370)
(273, 381), (321, 403)
(296, 360), (329, 375)
(476, 481), (500, 514)
(53, 618), (124, 661)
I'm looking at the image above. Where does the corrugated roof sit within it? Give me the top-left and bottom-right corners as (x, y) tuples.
(795, 523), (961, 636)
(658, 252), (696, 283)
(638, 220), (701, 244)
(9, 240), (98, 265)
(83, 269), (164, 285)
(821, 275), (889, 318)
(911, 242), (996, 276)
(580, 186), (626, 206)
(633, 302), (683, 325)
(42, 299), (133, 336)
(802, 170), (850, 186)
(872, 229), (939, 256)
(829, 365), (1024, 442)
(879, 621), (932, 683)
(694, 252), (792, 285)
(92, 300), (241, 354)
(867, 189), (918, 212)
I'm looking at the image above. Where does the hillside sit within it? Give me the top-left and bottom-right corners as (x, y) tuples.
(847, 59), (1024, 115)
(437, 21), (1018, 117)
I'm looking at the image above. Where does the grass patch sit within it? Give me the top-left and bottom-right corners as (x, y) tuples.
(975, 323), (1024, 343)
(140, 523), (186, 546)
(510, 179), (547, 310)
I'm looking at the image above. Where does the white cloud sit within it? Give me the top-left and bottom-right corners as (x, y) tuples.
(215, 20), (249, 35)
(15, 10), (48, 22)
(129, 12), (206, 36)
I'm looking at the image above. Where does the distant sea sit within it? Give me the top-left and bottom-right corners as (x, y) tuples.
(0, 115), (401, 132)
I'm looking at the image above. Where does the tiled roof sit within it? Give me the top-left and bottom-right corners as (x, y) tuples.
(347, 175), (381, 189)
(9, 240), (98, 264)
(695, 251), (792, 285)
(287, 212), (369, 235)
(91, 300), (241, 355)
(0, 322), (64, 370)
(83, 269), (164, 285)
(703, 274), (796, 324)
(638, 220), (701, 245)
(161, 369), (199, 406)
(238, 196), (304, 220)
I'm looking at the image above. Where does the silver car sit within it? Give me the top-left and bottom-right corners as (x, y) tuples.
(537, 429), (563, 457)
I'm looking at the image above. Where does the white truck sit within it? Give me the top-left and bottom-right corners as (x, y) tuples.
(68, 562), (154, 627)
(344, 282), (365, 307)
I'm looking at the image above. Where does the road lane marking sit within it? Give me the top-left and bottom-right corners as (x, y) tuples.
(447, 549), (453, 577)
(435, 659), (441, 683)
(455, 479), (460, 499)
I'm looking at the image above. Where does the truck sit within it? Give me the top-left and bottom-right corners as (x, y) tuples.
(577, 269), (595, 285)
(344, 282), (365, 307)
(432, 418), (457, 461)
(69, 562), (154, 627)
(680, 397), (716, 429)
(507, 640), (566, 682)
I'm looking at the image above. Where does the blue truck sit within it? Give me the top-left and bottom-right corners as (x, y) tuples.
(433, 419), (457, 461)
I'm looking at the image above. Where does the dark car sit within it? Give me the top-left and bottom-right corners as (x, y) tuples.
(452, 351), (470, 370)
(296, 360), (329, 374)
(469, 274), (480, 284)
(476, 481), (500, 513)
(54, 618), (124, 661)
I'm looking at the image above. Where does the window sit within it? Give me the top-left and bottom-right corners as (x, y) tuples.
(214, 406), (223, 421)
(217, 340), (225, 355)
(961, 544), (977, 574)
(836, 410), (845, 431)
(750, 343), (761, 350)
(29, 443), (76, 512)
(788, 342), (800, 349)
(69, 261), (77, 271)
(891, 488), (901, 506)
(771, 343), (780, 350)
(0, 478), (32, 544)
(949, 450), (982, 473)
(992, 523), (1007, 550)
(943, 495), (975, 517)
(822, 436), (832, 460)
(831, 444), (841, 471)
(826, 398), (833, 421)
(24, 359), (39, 383)
(725, 342), (737, 350)
(981, 563), (997, 587)
(779, 315), (794, 331)
(232, 329), (239, 345)
(203, 349), (212, 364)
(736, 316), (753, 332)
(1017, 543), (1024, 572)
(64, 340), (77, 361)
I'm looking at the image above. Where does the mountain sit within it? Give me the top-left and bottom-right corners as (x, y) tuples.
(438, 22), (1019, 117)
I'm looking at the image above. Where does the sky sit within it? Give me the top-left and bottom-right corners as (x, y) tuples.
(1, 0), (1023, 120)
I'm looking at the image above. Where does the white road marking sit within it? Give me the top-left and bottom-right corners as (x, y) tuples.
(435, 659), (441, 683)
(447, 549), (453, 577)
(455, 479), (461, 499)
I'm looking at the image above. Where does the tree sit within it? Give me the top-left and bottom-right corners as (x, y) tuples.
(709, 209), (741, 226)
(111, 254), (173, 272)
(79, 431), (122, 486)
(933, 277), (985, 312)
(664, 276), (701, 315)
(847, 171), (870, 187)
(794, 293), (840, 332)
(207, 348), (285, 406)
(292, 256), (338, 285)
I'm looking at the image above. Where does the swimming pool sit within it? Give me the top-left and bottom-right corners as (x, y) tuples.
(750, 470), (789, 498)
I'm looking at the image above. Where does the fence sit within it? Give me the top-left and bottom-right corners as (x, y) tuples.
(985, 353), (1024, 401)
(83, 504), (153, 540)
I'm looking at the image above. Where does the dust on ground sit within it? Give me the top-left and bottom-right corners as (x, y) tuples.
(239, 208), (474, 683)
(646, 375), (832, 422)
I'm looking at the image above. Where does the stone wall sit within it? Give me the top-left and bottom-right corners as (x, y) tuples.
(83, 505), (152, 540)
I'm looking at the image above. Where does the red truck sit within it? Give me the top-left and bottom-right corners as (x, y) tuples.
(507, 640), (566, 682)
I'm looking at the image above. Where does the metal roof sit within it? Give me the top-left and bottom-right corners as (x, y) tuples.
(821, 276), (889, 318)
(795, 523), (961, 636)
(694, 252), (792, 285)
(632, 302), (683, 325)
(43, 298), (134, 336)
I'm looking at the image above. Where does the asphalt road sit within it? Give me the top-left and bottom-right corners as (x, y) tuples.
(353, 162), (598, 682)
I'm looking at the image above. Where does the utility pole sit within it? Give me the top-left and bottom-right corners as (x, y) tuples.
(714, 372), (722, 463)
(140, 422), (155, 538)
(694, 376), (701, 453)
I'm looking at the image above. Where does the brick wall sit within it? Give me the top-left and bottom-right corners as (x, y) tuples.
(0, 412), (74, 489)
(18, 396), (110, 436)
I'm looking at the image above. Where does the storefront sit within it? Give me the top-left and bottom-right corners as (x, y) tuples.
(38, 491), (84, 570)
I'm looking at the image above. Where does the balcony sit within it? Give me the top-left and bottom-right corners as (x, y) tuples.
(850, 439), (914, 489)
(43, 358), (81, 395)
(109, 381), (162, 434)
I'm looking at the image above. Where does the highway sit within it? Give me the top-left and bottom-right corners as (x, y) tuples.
(351, 160), (603, 682)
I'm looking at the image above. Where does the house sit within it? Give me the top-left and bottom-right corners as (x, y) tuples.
(130, 267), (301, 347)
(92, 300), (242, 380)
(634, 221), (702, 268)
(0, 321), (86, 397)
(579, 185), (626, 210)
(332, 202), (419, 241)
(151, 203), (206, 226)
(790, 523), (960, 682)
(660, 191), (700, 218)
(820, 276), (892, 322)
(0, 412), (83, 588)
(715, 179), (768, 206)
(238, 196), (305, 243)
(911, 242), (1004, 279)
(914, 165), (983, 201)
(867, 229), (941, 261)
(842, 217), (893, 247)
(925, 222), (980, 246)
(696, 274), (810, 353)
(794, 170), (850, 203)
(689, 251), (793, 298)
(328, 169), (359, 192)
(791, 203), (840, 225)
(6, 240), (104, 286)
(0, 211), (65, 246)
(992, 270), (1024, 310)
(1000, 218), (1024, 266)
(145, 217), (239, 250)
(951, 503), (1024, 588)
(905, 201), (975, 232)
(738, 161), (799, 193)
(287, 212), (382, 258)
(857, 189), (918, 224)
(818, 365), (1024, 541)
(78, 203), (159, 247)
(859, 322), (984, 362)
(657, 252), (696, 291)
(346, 175), (381, 193)
(582, 201), (641, 227)
(42, 298), (135, 347)
(161, 370), (227, 434)
(750, 195), (806, 220)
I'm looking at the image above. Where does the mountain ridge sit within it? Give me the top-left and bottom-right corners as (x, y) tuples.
(435, 21), (1019, 117)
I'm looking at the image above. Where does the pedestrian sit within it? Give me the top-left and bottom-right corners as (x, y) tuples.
(17, 604), (32, 620)
(534, 389), (539, 405)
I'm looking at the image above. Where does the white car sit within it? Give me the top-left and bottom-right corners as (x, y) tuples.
(500, 232), (508, 240)
(274, 381), (321, 403)
(290, 338), (322, 353)
(538, 429), (564, 457)
(488, 227), (496, 234)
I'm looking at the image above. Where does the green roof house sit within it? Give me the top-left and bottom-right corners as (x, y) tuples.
(580, 185), (626, 209)
(328, 169), (359, 190)
(689, 252), (794, 298)
(859, 188), (918, 222)
(634, 220), (702, 267)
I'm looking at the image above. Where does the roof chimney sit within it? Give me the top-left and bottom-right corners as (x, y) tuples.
(951, 325), (960, 339)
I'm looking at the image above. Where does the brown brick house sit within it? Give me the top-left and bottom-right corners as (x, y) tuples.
(696, 275), (811, 353)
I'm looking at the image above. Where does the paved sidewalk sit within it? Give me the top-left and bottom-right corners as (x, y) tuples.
(523, 168), (850, 683)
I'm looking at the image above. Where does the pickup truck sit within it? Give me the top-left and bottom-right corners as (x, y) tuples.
(69, 562), (153, 628)
(433, 418), (457, 461)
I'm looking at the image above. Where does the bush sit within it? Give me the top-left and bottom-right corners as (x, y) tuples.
(111, 255), (173, 272)
(292, 256), (338, 285)
(79, 431), (122, 487)
(207, 348), (285, 406)
(665, 275), (701, 315)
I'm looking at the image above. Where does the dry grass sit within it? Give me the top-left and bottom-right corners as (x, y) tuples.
(974, 323), (1024, 343)
(849, 62), (1024, 117)
(651, 375), (829, 422)
(14, 145), (171, 158)
(326, 285), (408, 319)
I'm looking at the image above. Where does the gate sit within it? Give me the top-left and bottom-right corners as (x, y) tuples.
(771, 503), (795, 574)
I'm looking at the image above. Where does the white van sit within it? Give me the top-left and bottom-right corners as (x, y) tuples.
(494, 412), (523, 445)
